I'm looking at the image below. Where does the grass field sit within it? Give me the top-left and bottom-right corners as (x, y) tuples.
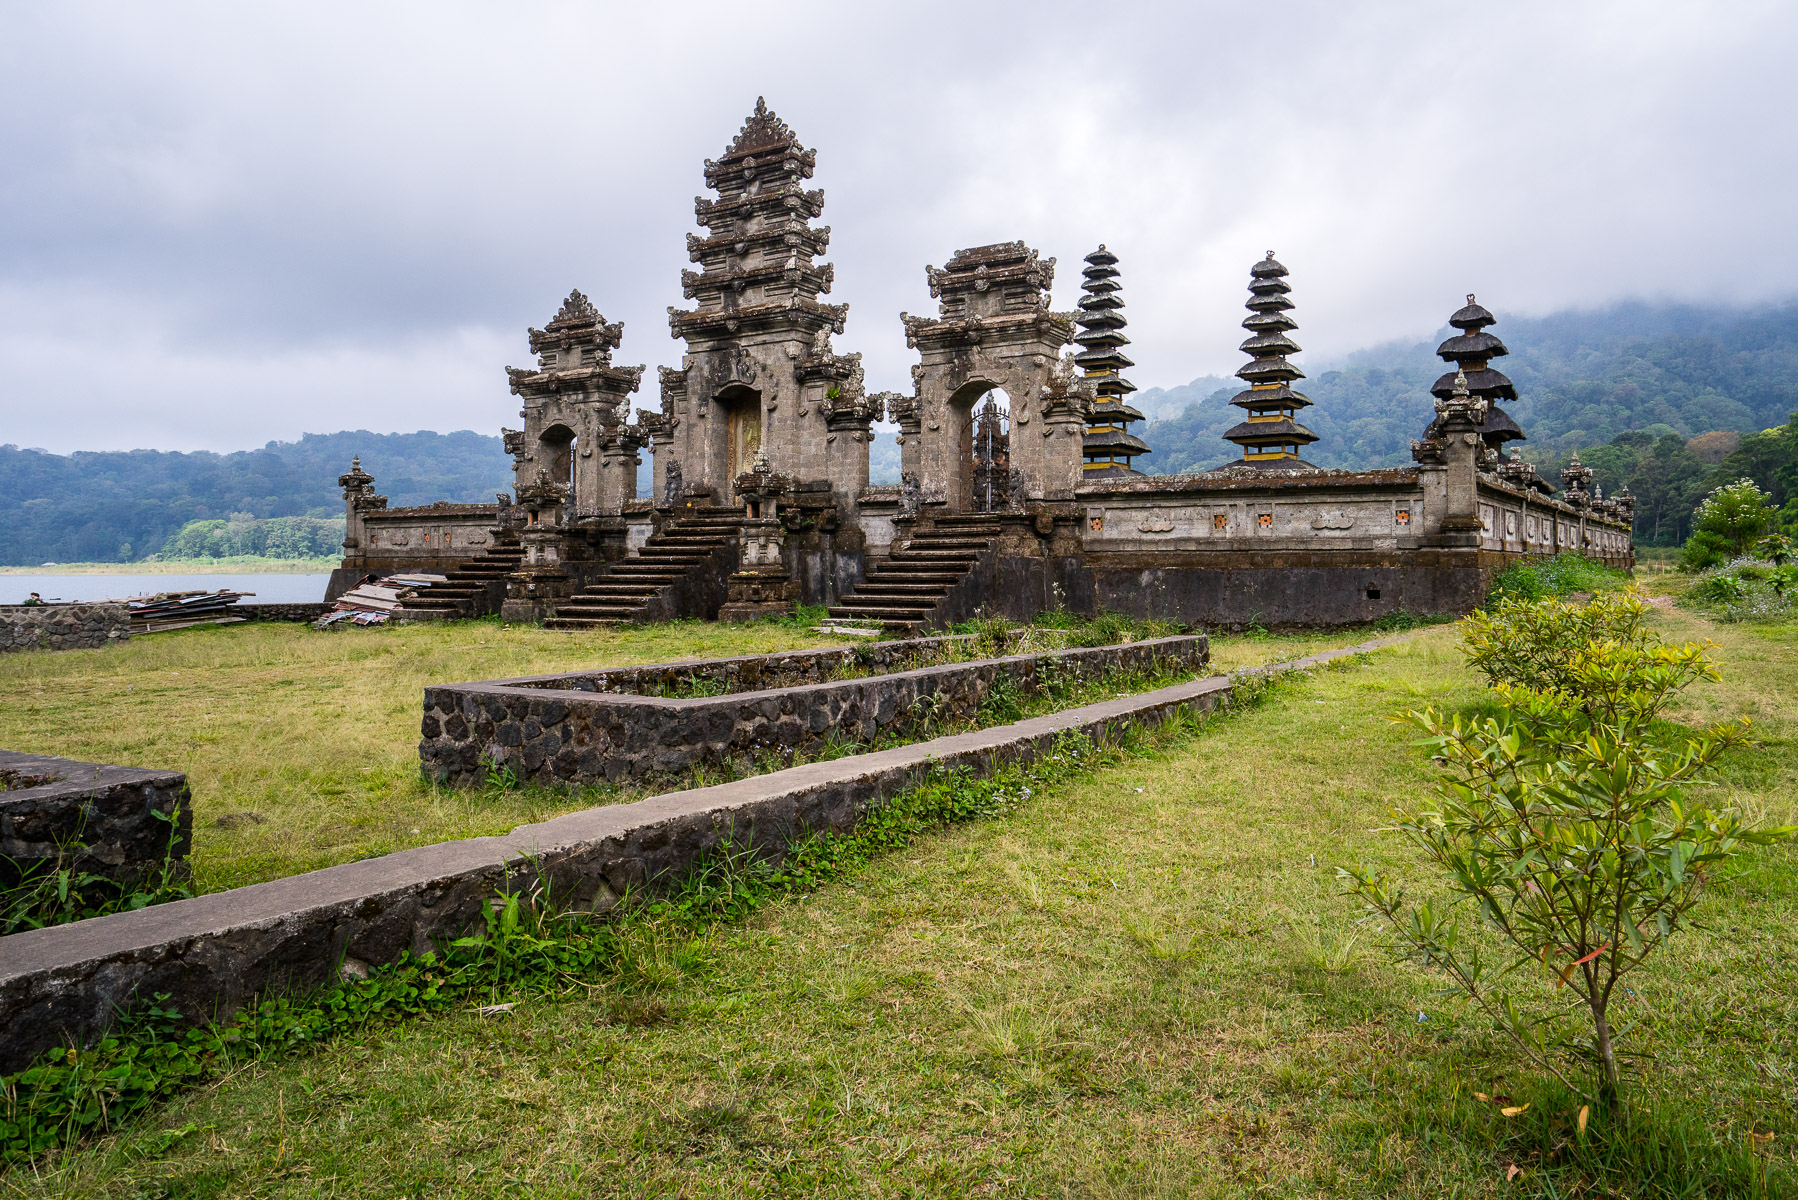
(0, 619), (844, 892)
(9, 604), (1794, 1197)
(0, 617), (1368, 894)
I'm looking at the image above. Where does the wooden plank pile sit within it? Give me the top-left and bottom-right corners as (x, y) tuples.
(316, 574), (448, 628)
(126, 590), (253, 634)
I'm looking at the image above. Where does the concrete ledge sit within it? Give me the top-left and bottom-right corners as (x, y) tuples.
(0, 634), (1396, 1074)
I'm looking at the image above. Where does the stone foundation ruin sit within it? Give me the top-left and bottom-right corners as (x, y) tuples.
(333, 99), (1634, 630)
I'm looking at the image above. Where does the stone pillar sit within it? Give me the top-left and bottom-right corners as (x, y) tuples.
(718, 458), (801, 622)
(595, 426), (642, 517)
(337, 456), (387, 562)
(826, 392), (882, 515)
(1430, 374), (1486, 548)
(1037, 361), (1094, 502)
(890, 391), (922, 489)
(500, 471), (574, 622)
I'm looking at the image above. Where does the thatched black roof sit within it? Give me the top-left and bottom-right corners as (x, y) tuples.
(1082, 427), (1151, 454)
(1222, 417), (1319, 443)
(1430, 367), (1516, 401)
(1230, 384), (1313, 410)
(1449, 297), (1496, 329)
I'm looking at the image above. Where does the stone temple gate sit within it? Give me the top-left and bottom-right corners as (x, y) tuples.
(332, 98), (1635, 631)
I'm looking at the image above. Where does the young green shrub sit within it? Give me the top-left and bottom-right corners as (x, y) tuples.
(1459, 587), (1652, 697)
(1485, 553), (1628, 604)
(1681, 478), (1775, 570)
(1345, 604), (1794, 1099)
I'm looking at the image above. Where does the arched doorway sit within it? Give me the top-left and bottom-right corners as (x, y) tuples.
(718, 385), (762, 484)
(947, 381), (1007, 512)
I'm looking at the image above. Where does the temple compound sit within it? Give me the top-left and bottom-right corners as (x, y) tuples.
(332, 100), (1633, 631)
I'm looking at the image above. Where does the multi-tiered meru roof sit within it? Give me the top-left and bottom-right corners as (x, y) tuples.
(1215, 253), (1319, 470)
(1425, 294), (1524, 452)
(668, 98), (846, 344)
(1074, 246), (1148, 476)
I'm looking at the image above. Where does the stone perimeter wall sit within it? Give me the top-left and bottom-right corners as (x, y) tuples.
(420, 635), (1209, 788)
(509, 634), (975, 696)
(0, 603), (131, 654)
(0, 750), (192, 888)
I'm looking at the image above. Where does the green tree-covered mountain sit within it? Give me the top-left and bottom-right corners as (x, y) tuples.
(0, 431), (509, 565)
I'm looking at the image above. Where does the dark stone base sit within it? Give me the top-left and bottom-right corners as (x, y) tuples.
(718, 600), (794, 623)
(0, 750), (191, 888)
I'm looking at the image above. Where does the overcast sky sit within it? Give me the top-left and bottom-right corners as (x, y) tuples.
(3, 1), (1795, 454)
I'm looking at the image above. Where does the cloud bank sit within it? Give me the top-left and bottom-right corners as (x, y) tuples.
(2, 0), (1794, 452)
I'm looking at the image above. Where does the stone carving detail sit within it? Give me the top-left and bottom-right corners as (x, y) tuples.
(900, 471), (923, 518)
(1310, 510), (1355, 531)
(663, 459), (683, 508)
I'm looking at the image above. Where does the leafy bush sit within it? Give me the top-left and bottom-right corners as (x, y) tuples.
(1345, 595), (1794, 1099)
(1680, 558), (1798, 622)
(1681, 478), (1775, 570)
(1485, 553), (1628, 604)
(1460, 588), (1651, 697)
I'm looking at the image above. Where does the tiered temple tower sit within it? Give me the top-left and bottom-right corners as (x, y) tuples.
(1074, 246), (1148, 477)
(1427, 295), (1524, 456)
(660, 98), (871, 510)
(1217, 253), (1319, 470)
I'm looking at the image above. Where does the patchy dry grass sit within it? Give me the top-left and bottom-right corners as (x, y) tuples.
(0, 618), (842, 891)
(13, 609), (1794, 1196)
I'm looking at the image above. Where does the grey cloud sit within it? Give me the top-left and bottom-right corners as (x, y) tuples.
(1, 0), (1794, 452)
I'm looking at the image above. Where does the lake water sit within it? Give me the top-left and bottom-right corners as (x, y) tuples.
(3, 574), (334, 605)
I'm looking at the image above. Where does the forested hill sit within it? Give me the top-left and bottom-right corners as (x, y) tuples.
(1, 431), (510, 565)
(1135, 300), (1798, 477)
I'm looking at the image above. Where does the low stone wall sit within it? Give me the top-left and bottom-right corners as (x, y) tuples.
(0, 603), (131, 653)
(0, 633), (1409, 1074)
(419, 635), (1208, 787)
(0, 750), (191, 888)
(237, 603), (332, 623)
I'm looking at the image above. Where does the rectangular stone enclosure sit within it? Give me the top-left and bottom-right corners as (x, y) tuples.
(0, 750), (192, 887)
(420, 634), (1209, 787)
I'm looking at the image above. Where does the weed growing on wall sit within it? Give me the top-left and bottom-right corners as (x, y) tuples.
(0, 814), (193, 935)
(1485, 552), (1629, 604)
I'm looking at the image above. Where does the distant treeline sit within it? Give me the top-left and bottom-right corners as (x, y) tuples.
(0, 431), (509, 566)
(156, 515), (347, 561)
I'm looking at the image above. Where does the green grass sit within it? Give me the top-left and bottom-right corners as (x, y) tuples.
(12, 610), (1793, 1196)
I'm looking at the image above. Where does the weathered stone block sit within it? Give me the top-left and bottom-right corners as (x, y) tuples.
(0, 750), (191, 887)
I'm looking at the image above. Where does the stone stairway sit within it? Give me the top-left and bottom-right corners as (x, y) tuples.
(393, 542), (524, 620)
(822, 518), (1001, 634)
(543, 509), (746, 629)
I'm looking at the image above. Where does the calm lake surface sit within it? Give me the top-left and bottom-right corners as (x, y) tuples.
(4, 574), (333, 605)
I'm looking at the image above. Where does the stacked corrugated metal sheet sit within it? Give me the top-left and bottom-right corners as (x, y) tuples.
(125, 590), (253, 634)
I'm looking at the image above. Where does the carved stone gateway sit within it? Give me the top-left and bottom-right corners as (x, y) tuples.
(897, 242), (1080, 510)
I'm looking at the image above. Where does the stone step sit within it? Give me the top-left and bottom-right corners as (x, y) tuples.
(832, 595), (940, 611)
(541, 617), (627, 629)
(848, 582), (953, 595)
(824, 605), (929, 625)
